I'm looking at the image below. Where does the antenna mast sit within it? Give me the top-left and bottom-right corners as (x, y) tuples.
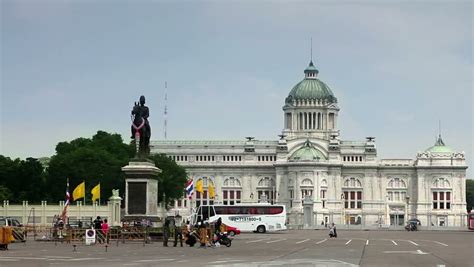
(164, 82), (168, 140)
(310, 37), (313, 61)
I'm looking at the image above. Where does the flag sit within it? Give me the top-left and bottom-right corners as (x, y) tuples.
(208, 183), (215, 199)
(91, 183), (100, 202)
(195, 179), (203, 193)
(72, 181), (85, 201)
(60, 179), (70, 222)
(185, 179), (194, 199)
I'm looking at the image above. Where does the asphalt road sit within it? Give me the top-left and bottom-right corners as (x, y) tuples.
(1, 230), (473, 267)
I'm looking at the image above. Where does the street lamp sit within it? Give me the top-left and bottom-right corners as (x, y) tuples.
(405, 195), (410, 222)
(341, 193), (345, 225)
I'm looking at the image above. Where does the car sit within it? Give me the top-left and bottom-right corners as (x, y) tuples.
(0, 217), (25, 242)
(408, 218), (421, 226)
(226, 225), (240, 236)
(0, 217), (22, 227)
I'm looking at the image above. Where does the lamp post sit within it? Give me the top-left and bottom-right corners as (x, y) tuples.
(405, 195), (410, 223)
(341, 193), (345, 225)
(385, 194), (390, 227)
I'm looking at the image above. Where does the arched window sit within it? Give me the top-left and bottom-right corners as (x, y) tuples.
(342, 177), (362, 209)
(257, 177), (275, 204)
(320, 179), (328, 208)
(386, 178), (407, 202)
(343, 177), (362, 188)
(222, 177), (242, 205)
(300, 178), (313, 197)
(432, 178), (452, 210)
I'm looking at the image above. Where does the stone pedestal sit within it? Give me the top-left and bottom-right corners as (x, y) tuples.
(122, 160), (161, 221)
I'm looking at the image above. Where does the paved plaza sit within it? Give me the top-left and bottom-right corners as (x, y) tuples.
(1, 230), (473, 267)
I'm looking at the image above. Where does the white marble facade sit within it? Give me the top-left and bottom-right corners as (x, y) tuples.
(152, 62), (468, 228)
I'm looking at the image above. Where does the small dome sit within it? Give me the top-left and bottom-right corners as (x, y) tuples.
(425, 135), (454, 153)
(286, 61), (337, 104)
(289, 140), (326, 161)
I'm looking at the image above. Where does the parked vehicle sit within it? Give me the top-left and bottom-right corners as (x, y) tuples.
(0, 217), (25, 242)
(407, 218), (421, 226)
(191, 204), (287, 234)
(226, 225), (241, 236)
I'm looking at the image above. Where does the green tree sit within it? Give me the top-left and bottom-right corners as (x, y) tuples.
(0, 156), (46, 203)
(149, 153), (187, 208)
(46, 131), (134, 203)
(467, 179), (474, 212)
(0, 185), (13, 202)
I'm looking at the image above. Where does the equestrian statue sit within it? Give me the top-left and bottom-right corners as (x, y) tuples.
(131, 95), (151, 158)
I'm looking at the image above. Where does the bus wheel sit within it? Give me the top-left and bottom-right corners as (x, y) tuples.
(257, 225), (266, 233)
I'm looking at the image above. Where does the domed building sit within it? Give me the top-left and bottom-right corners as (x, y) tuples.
(152, 61), (468, 229)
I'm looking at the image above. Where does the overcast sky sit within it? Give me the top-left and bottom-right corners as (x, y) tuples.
(1, 1), (472, 177)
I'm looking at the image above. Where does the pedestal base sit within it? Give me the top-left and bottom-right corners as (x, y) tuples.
(122, 161), (161, 219)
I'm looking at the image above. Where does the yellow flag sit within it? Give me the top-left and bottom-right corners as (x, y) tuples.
(72, 181), (85, 201)
(208, 183), (215, 199)
(196, 179), (203, 193)
(91, 183), (100, 202)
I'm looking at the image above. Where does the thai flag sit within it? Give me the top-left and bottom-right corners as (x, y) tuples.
(185, 179), (194, 199)
(61, 179), (71, 222)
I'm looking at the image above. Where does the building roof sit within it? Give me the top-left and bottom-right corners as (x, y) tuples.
(425, 135), (454, 153)
(289, 140), (327, 161)
(287, 61), (337, 103)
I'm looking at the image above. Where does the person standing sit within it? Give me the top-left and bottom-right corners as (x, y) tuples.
(101, 219), (109, 244)
(173, 218), (183, 247)
(198, 218), (207, 247)
(214, 217), (222, 235)
(163, 219), (170, 247)
(93, 216), (103, 244)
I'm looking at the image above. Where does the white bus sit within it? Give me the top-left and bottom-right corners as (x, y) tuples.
(191, 203), (287, 233)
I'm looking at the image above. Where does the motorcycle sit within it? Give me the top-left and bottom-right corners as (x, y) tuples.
(405, 223), (417, 231)
(214, 232), (232, 247)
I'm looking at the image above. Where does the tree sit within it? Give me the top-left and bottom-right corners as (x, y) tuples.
(0, 156), (45, 203)
(46, 131), (134, 203)
(0, 185), (12, 202)
(467, 179), (474, 212)
(149, 153), (187, 208)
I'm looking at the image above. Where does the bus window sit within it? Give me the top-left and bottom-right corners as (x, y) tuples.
(214, 206), (224, 215)
(268, 207), (284, 214)
(227, 207), (240, 214)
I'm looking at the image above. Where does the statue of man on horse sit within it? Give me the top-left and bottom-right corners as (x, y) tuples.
(131, 95), (151, 157)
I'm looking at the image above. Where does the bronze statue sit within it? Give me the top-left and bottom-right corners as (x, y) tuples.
(131, 95), (151, 157)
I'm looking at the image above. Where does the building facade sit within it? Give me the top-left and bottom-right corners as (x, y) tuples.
(152, 61), (468, 228)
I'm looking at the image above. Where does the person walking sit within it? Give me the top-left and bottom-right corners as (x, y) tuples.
(329, 223), (337, 238)
(101, 219), (109, 244)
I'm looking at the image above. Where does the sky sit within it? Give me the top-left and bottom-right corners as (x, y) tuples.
(1, 1), (472, 177)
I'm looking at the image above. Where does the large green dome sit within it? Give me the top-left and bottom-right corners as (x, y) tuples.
(289, 140), (327, 161)
(425, 135), (454, 153)
(286, 61), (337, 104)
